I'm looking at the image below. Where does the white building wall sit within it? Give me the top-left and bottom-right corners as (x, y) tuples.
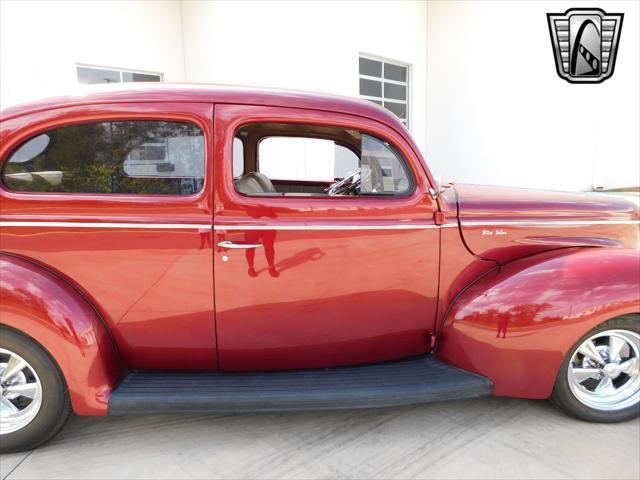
(180, 0), (428, 153)
(0, 0), (186, 108)
(426, 0), (640, 191)
(1, 0), (637, 191)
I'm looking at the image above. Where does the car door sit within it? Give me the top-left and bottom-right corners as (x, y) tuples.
(213, 104), (440, 370)
(0, 102), (217, 370)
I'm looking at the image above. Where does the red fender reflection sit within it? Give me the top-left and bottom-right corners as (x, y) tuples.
(437, 248), (640, 398)
(0, 255), (121, 415)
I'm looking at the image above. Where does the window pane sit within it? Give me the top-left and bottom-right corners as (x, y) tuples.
(359, 57), (409, 129)
(235, 123), (412, 197)
(259, 137), (351, 182)
(360, 134), (411, 195)
(122, 71), (161, 82)
(233, 137), (244, 177)
(2, 121), (204, 195)
(384, 101), (407, 119)
(359, 78), (382, 97)
(77, 66), (120, 84)
(384, 63), (407, 82)
(334, 144), (359, 179)
(359, 57), (382, 77)
(384, 83), (406, 101)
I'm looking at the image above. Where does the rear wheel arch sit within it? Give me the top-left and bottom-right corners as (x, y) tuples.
(0, 253), (122, 415)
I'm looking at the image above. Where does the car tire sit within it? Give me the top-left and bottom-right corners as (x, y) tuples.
(550, 315), (640, 423)
(0, 327), (71, 453)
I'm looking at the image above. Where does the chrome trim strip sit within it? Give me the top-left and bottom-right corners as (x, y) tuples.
(213, 224), (440, 231)
(460, 220), (640, 227)
(0, 222), (211, 230)
(0, 221), (441, 231)
(2, 219), (636, 230)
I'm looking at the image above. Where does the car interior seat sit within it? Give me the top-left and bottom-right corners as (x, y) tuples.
(235, 172), (277, 195)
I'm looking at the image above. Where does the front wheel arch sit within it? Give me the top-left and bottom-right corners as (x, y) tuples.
(437, 248), (640, 399)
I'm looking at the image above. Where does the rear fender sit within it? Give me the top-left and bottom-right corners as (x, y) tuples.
(0, 254), (121, 415)
(437, 248), (640, 398)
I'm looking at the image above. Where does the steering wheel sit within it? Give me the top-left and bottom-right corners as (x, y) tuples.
(325, 170), (368, 196)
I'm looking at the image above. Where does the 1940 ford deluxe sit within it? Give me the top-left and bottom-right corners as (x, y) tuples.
(0, 85), (638, 452)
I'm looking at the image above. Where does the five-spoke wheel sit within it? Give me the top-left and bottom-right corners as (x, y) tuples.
(0, 348), (43, 434)
(552, 315), (640, 422)
(567, 330), (639, 411)
(0, 327), (70, 453)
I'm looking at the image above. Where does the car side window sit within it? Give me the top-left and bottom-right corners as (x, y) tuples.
(2, 120), (205, 195)
(259, 137), (359, 183)
(233, 137), (245, 178)
(233, 123), (412, 197)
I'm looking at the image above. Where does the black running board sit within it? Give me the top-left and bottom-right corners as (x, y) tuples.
(108, 356), (492, 415)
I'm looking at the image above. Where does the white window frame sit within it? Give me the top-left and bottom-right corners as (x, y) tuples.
(76, 64), (164, 84)
(358, 53), (411, 129)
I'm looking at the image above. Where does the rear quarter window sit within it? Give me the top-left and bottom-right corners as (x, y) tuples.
(1, 120), (205, 195)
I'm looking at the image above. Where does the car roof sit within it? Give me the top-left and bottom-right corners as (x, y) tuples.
(0, 83), (405, 131)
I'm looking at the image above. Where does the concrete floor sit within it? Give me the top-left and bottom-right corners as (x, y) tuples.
(1, 397), (638, 479)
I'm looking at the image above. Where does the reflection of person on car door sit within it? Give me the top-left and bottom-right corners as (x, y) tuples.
(199, 231), (212, 250)
(245, 230), (278, 277)
(241, 201), (279, 277)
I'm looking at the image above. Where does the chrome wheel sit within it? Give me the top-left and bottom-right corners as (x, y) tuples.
(0, 348), (43, 435)
(567, 329), (640, 411)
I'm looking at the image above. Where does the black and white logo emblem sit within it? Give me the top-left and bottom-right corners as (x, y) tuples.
(547, 8), (623, 83)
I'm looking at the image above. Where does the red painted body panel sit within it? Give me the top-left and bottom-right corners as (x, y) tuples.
(0, 102), (217, 370)
(213, 105), (440, 370)
(437, 248), (640, 398)
(455, 184), (639, 264)
(0, 255), (120, 415)
(0, 85), (638, 414)
(435, 226), (497, 336)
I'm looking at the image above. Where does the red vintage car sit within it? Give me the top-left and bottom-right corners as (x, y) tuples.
(0, 85), (638, 452)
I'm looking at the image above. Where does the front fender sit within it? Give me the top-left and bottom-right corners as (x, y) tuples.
(437, 248), (640, 399)
(0, 254), (121, 415)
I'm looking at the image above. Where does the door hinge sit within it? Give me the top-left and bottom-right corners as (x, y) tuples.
(434, 212), (446, 225)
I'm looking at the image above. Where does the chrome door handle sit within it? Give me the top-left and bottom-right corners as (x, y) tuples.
(217, 240), (262, 249)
